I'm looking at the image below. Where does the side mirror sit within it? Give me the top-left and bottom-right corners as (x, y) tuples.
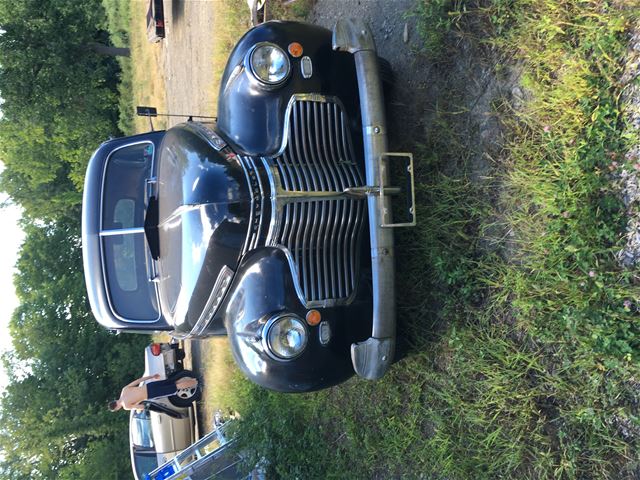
(136, 106), (157, 131)
(136, 106), (158, 117)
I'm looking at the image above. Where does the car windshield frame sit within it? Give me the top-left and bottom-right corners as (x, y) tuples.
(99, 140), (161, 323)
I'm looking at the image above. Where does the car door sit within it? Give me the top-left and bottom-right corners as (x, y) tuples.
(149, 407), (194, 457)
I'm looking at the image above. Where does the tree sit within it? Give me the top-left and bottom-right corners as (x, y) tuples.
(0, 219), (148, 477)
(0, 0), (122, 220)
(0, 1), (146, 475)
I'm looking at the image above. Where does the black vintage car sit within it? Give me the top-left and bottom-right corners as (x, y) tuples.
(82, 19), (415, 392)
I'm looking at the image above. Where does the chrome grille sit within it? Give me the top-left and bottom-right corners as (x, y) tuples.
(274, 100), (364, 191)
(270, 98), (366, 305)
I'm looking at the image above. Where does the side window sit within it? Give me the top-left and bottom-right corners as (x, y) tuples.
(131, 411), (155, 448)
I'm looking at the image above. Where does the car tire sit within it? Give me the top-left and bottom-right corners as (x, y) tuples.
(167, 369), (202, 408)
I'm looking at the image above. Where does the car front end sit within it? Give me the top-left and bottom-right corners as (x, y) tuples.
(82, 19), (414, 393)
(195, 19), (413, 390)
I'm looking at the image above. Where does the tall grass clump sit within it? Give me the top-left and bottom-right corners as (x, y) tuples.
(407, 1), (640, 478)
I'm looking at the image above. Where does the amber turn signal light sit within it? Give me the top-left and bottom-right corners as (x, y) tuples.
(288, 42), (303, 58)
(305, 309), (321, 326)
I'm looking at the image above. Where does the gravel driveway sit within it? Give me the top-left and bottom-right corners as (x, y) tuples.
(160, 0), (218, 126)
(310, 0), (432, 150)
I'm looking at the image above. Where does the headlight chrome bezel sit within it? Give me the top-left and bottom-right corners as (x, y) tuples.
(262, 314), (308, 360)
(246, 42), (291, 86)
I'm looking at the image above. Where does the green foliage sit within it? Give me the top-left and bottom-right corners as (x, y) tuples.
(494, 1), (638, 360)
(101, 0), (134, 134)
(0, 218), (149, 478)
(412, 0), (467, 59)
(0, 0), (121, 219)
(0, 0), (148, 476)
(268, 0), (315, 21)
(226, 1), (640, 479)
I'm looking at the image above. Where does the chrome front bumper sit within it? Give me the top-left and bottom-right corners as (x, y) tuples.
(333, 19), (413, 380)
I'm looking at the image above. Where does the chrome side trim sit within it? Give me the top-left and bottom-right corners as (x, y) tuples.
(99, 227), (146, 236)
(238, 156), (266, 255)
(238, 156), (255, 255)
(247, 156), (266, 250)
(260, 157), (279, 247)
(187, 265), (234, 337)
(187, 122), (227, 151)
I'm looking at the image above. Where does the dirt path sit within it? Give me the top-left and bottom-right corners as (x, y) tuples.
(160, 0), (218, 127)
(310, 0), (430, 150)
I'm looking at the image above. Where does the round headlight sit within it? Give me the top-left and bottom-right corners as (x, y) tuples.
(249, 43), (290, 85)
(265, 315), (307, 359)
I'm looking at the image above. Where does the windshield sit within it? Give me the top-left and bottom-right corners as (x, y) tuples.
(132, 451), (158, 480)
(100, 142), (159, 321)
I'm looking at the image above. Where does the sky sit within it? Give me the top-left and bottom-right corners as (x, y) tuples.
(0, 167), (24, 393)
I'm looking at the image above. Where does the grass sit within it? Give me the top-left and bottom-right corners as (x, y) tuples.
(102, 0), (167, 134)
(128, 0), (167, 133)
(197, 337), (239, 430)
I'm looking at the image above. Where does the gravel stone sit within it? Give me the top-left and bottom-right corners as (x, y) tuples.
(616, 25), (640, 269)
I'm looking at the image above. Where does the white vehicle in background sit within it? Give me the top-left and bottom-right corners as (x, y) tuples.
(129, 342), (201, 480)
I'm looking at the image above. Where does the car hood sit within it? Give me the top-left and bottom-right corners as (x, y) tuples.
(155, 123), (251, 332)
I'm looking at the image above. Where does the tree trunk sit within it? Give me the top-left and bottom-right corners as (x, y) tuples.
(88, 43), (130, 57)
